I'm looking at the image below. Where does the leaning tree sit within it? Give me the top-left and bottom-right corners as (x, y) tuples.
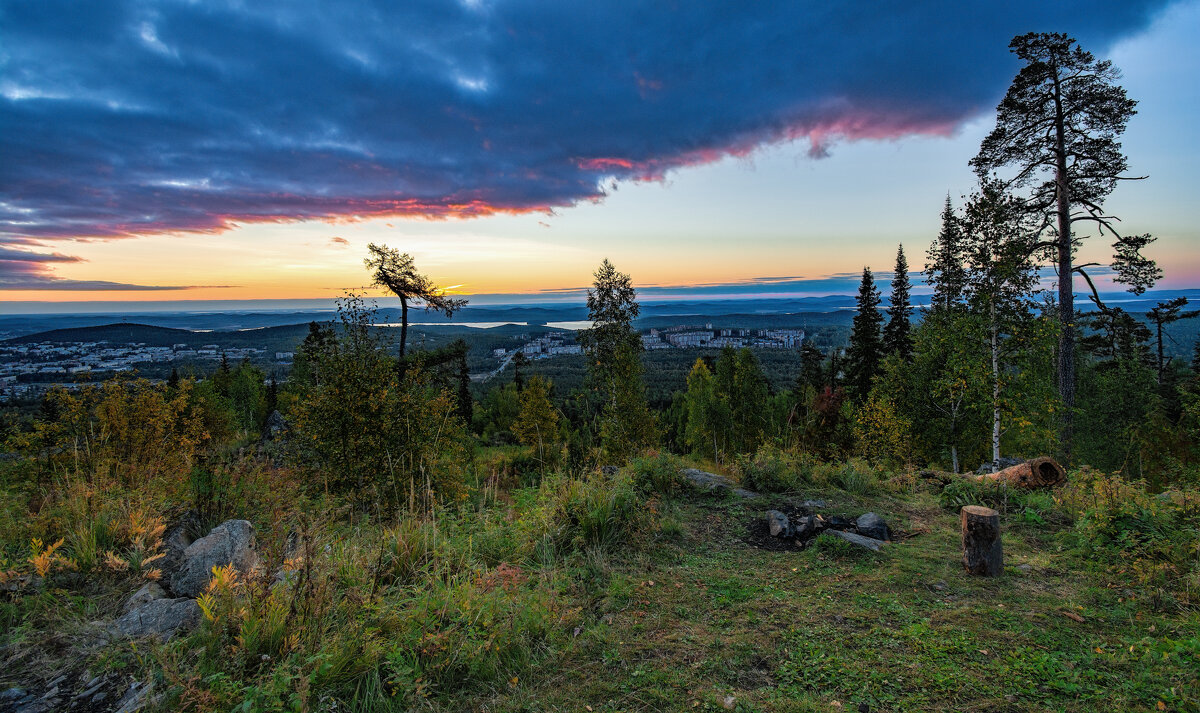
(365, 243), (466, 357)
(970, 32), (1160, 454)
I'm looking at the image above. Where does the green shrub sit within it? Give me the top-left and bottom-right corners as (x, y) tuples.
(938, 476), (1062, 525)
(628, 451), (687, 496)
(811, 458), (882, 495)
(1058, 468), (1200, 608)
(736, 444), (804, 493)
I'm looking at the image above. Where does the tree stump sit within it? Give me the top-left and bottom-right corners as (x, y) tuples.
(961, 505), (1003, 576)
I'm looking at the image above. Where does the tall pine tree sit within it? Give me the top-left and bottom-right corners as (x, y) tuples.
(926, 196), (967, 312)
(845, 268), (884, 402)
(883, 244), (913, 361)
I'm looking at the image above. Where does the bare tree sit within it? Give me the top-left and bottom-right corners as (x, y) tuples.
(365, 243), (466, 357)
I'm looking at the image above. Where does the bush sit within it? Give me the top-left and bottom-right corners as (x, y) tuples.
(938, 477), (1057, 524)
(810, 458), (882, 496)
(1057, 468), (1200, 608)
(627, 451), (687, 496)
(736, 444), (805, 493)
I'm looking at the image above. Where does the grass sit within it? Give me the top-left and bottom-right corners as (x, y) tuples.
(2, 459), (1198, 712)
(431, 485), (1199, 713)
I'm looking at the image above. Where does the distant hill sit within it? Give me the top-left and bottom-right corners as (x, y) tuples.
(4, 322), (317, 351)
(5, 323), (197, 346)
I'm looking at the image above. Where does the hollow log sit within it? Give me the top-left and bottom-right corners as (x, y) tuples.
(961, 505), (1003, 576)
(973, 456), (1065, 489)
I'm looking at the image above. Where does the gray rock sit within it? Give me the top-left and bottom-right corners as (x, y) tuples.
(793, 514), (818, 537)
(170, 519), (259, 597)
(159, 510), (201, 585)
(262, 410), (289, 441)
(855, 512), (890, 541)
(113, 681), (153, 713)
(74, 677), (107, 701)
(802, 499), (827, 509)
(825, 529), (887, 552)
(111, 598), (201, 640)
(681, 468), (759, 498)
(975, 457), (1023, 474)
(122, 582), (167, 614)
(766, 510), (791, 537)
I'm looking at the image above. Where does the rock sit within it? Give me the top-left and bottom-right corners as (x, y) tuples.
(122, 582), (167, 614)
(826, 515), (853, 531)
(111, 598), (201, 640)
(825, 530), (887, 552)
(74, 677), (107, 701)
(855, 512), (890, 541)
(262, 410), (289, 441)
(802, 499), (827, 509)
(599, 465), (619, 476)
(793, 514), (817, 538)
(159, 510), (201, 584)
(723, 695), (736, 709)
(112, 681), (153, 713)
(975, 456), (1023, 475)
(170, 519), (259, 597)
(681, 468), (759, 498)
(766, 510), (791, 537)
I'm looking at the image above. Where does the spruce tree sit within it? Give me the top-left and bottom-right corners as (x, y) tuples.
(795, 342), (825, 393)
(883, 244), (913, 361)
(926, 196), (966, 311)
(581, 259), (656, 461)
(845, 268), (884, 401)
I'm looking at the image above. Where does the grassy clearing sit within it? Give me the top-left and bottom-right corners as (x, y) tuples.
(2, 453), (1198, 712)
(453, 487), (1199, 713)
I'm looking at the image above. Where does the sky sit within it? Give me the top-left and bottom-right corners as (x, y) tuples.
(1, 0), (1198, 309)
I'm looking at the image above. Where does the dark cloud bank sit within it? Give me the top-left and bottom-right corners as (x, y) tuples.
(0, 0), (1172, 288)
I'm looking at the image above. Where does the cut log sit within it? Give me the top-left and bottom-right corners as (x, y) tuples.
(961, 505), (1003, 576)
(972, 457), (1065, 489)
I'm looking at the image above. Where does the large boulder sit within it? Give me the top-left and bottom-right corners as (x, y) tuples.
(170, 519), (260, 597)
(855, 512), (890, 541)
(111, 598), (200, 640)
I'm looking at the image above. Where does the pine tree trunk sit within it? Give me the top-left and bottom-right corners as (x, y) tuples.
(1156, 320), (1165, 386)
(991, 304), (1001, 472)
(1052, 69), (1075, 459)
(961, 505), (1003, 576)
(399, 296), (409, 357)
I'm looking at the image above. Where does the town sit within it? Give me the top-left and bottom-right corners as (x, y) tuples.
(0, 324), (807, 398)
(0, 340), (275, 398)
